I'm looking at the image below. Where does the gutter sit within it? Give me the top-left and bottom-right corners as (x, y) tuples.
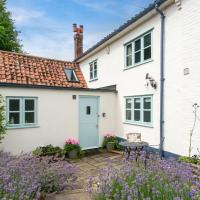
(0, 83), (118, 93)
(155, 1), (165, 158)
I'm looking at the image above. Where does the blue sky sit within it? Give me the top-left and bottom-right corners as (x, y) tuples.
(7, 0), (153, 60)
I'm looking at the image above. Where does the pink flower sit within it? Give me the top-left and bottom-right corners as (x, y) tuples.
(104, 133), (115, 138)
(65, 138), (79, 145)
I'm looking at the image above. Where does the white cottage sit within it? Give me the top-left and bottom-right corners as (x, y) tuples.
(0, 0), (200, 156)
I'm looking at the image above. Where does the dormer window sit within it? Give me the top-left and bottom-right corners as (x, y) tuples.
(64, 68), (79, 82)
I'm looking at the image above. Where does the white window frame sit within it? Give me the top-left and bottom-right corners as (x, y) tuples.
(125, 95), (153, 126)
(124, 31), (153, 69)
(64, 68), (79, 82)
(89, 60), (98, 81)
(6, 97), (38, 129)
(125, 98), (132, 122)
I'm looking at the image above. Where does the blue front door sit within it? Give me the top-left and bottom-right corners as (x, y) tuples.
(79, 96), (99, 149)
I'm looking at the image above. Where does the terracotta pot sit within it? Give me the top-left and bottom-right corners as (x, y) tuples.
(106, 143), (114, 151)
(68, 149), (78, 159)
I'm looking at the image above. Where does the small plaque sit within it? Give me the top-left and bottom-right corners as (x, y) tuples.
(184, 68), (190, 75)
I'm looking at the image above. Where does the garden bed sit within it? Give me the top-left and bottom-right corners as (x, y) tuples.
(87, 152), (200, 200)
(0, 151), (78, 199)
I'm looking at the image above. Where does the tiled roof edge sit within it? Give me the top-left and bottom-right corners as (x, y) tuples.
(0, 50), (72, 64)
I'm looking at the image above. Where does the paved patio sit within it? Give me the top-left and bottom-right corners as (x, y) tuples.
(47, 152), (124, 200)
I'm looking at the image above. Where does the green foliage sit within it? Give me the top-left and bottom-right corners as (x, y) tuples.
(0, 0), (22, 52)
(102, 135), (120, 150)
(0, 95), (6, 143)
(63, 143), (82, 157)
(32, 145), (63, 157)
(178, 155), (200, 165)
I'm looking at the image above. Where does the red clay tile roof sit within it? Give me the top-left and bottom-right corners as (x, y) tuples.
(0, 50), (87, 88)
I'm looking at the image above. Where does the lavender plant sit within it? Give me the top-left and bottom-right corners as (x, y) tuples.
(0, 151), (77, 199)
(87, 152), (200, 200)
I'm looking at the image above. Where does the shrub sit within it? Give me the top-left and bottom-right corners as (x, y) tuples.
(87, 152), (200, 200)
(178, 155), (200, 165)
(102, 133), (120, 150)
(32, 145), (63, 157)
(0, 151), (77, 199)
(0, 95), (6, 143)
(63, 138), (82, 157)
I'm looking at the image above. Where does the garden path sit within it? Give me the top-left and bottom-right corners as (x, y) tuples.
(47, 152), (124, 200)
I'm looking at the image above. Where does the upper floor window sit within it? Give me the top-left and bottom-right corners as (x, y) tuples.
(125, 31), (152, 68)
(89, 60), (98, 81)
(125, 95), (152, 126)
(64, 68), (79, 82)
(6, 97), (38, 128)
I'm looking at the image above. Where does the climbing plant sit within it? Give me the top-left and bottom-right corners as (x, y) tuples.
(0, 95), (6, 143)
(189, 103), (199, 157)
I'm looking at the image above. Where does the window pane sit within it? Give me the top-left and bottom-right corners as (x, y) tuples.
(134, 98), (140, 109)
(71, 71), (78, 81)
(126, 55), (132, 66)
(126, 44), (132, 55)
(94, 62), (97, 70)
(90, 64), (93, 72)
(126, 99), (132, 109)
(9, 113), (20, 124)
(135, 51), (141, 64)
(144, 47), (151, 60)
(144, 111), (151, 122)
(25, 99), (34, 111)
(144, 97), (151, 109)
(90, 71), (93, 80)
(9, 99), (20, 111)
(134, 110), (140, 121)
(64, 68), (78, 82)
(144, 33), (151, 47)
(86, 106), (91, 115)
(126, 110), (132, 121)
(94, 69), (97, 78)
(135, 39), (141, 51)
(25, 112), (35, 124)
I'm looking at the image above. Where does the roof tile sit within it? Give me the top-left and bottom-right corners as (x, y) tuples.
(0, 50), (87, 88)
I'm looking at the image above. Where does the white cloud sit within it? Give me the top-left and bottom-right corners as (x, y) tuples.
(6, 1), (152, 61)
(9, 7), (45, 25)
(21, 31), (74, 61)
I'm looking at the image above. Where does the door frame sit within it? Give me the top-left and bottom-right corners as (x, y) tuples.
(78, 95), (100, 150)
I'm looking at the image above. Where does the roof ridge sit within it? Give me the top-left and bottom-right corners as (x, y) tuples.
(0, 50), (73, 63)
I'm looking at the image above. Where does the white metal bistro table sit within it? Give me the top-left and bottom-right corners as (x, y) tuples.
(119, 141), (149, 161)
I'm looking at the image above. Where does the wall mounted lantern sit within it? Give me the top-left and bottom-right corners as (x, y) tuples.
(145, 73), (157, 89)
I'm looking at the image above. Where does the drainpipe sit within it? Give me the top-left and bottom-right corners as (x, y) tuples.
(155, 1), (165, 158)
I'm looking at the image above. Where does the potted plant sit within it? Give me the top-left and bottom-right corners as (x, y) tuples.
(102, 133), (119, 151)
(63, 138), (81, 159)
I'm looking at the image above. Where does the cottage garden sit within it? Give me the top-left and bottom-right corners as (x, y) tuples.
(0, 96), (200, 200)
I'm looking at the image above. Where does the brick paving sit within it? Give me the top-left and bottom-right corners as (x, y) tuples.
(47, 152), (123, 200)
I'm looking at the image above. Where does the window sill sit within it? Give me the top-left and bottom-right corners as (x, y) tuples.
(89, 78), (98, 82)
(124, 59), (153, 71)
(124, 121), (153, 128)
(7, 125), (40, 130)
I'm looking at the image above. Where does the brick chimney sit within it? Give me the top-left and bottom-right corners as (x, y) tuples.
(73, 24), (83, 59)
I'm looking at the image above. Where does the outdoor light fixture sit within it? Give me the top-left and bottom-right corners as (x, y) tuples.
(145, 73), (157, 89)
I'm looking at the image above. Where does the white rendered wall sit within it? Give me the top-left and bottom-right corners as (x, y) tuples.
(79, 0), (200, 156)
(0, 87), (117, 154)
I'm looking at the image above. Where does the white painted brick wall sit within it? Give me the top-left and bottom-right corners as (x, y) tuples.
(79, 0), (200, 156)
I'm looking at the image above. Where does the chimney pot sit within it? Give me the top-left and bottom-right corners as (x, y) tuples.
(73, 23), (83, 59)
